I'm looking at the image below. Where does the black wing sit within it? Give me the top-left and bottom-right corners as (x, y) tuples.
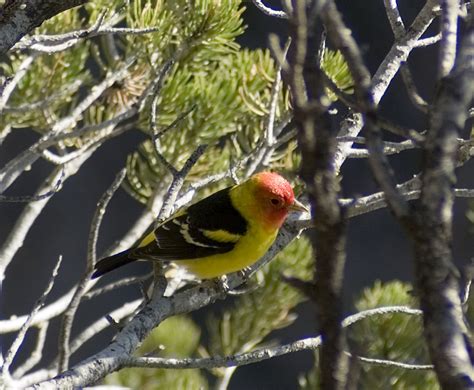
(131, 187), (248, 261)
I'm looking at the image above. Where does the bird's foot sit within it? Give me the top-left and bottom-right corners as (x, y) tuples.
(214, 275), (231, 295)
(237, 266), (253, 281)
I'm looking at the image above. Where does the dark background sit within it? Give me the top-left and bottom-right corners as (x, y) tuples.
(1, 1), (472, 389)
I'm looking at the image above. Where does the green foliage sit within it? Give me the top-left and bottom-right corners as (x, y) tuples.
(124, 48), (291, 203)
(352, 281), (439, 390)
(119, 1), (353, 204)
(104, 315), (208, 389)
(298, 281), (439, 389)
(322, 48), (354, 101)
(0, 12), (90, 132)
(206, 236), (313, 374)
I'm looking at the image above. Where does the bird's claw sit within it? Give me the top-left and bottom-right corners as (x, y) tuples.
(237, 266), (253, 281)
(214, 275), (231, 295)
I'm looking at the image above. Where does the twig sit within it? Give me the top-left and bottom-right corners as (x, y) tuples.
(57, 169), (126, 372)
(400, 63), (429, 112)
(371, 0), (440, 101)
(0, 152), (94, 278)
(0, 58), (135, 195)
(414, 32), (442, 47)
(123, 305), (423, 370)
(0, 166), (64, 203)
(0, 55), (36, 113)
(0, 0), (88, 54)
(251, 0), (288, 18)
(12, 323), (49, 378)
(354, 355), (433, 370)
(334, 0), (438, 172)
(323, 0), (411, 220)
(346, 139), (416, 158)
(156, 145), (208, 223)
(1, 255), (62, 381)
(2, 80), (83, 114)
(83, 273), (153, 300)
(0, 125), (12, 147)
(15, 21), (161, 53)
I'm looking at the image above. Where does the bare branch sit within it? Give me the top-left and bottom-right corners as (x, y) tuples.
(414, 32), (442, 47)
(334, 0), (439, 172)
(0, 166), (64, 203)
(57, 169), (126, 372)
(408, 13), (474, 387)
(0, 54), (36, 113)
(13, 12), (160, 53)
(383, 0), (406, 39)
(353, 355), (432, 370)
(251, 0), (288, 18)
(0, 58), (134, 195)
(1, 255), (62, 382)
(400, 63), (430, 112)
(123, 305), (424, 370)
(0, 150), (94, 277)
(12, 323), (49, 378)
(0, 0), (88, 54)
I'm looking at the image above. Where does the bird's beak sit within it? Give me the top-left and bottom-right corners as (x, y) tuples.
(289, 199), (309, 213)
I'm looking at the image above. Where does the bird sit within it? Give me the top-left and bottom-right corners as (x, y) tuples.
(91, 171), (308, 280)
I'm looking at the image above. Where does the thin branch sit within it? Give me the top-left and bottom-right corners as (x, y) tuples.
(383, 0), (406, 39)
(0, 58), (134, 195)
(0, 54), (36, 113)
(83, 273), (153, 300)
(346, 139), (416, 158)
(0, 151), (94, 277)
(414, 32), (442, 47)
(334, 0), (439, 172)
(0, 166), (64, 203)
(57, 169), (126, 372)
(400, 63), (429, 112)
(1, 255), (62, 381)
(156, 144), (208, 223)
(371, 0), (440, 101)
(123, 305), (423, 370)
(12, 323), (49, 378)
(251, 0), (288, 18)
(14, 16), (160, 53)
(0, 0), (88, 54)
(354, 355), (433, 370)
(323, 0), (411, 221)
(2, 79), (83, 114)
(58, 169), (126, 372)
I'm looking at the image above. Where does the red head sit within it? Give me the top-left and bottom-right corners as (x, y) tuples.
(248, 171), (307, 229)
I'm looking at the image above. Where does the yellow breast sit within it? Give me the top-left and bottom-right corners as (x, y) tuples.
(178, 223), (278, 279)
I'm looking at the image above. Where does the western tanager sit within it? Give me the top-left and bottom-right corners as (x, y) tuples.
(92, 171), (307, 279)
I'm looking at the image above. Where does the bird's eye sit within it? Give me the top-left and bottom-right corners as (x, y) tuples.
(270, 198), (280, 206)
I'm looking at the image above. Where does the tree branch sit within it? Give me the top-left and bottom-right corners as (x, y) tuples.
(287, 1), (349, 388)
(409, 11), (474, 388)
(0, 0), (88, 54)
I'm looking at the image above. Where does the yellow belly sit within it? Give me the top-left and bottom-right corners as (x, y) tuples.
(178, 225), (278, 279)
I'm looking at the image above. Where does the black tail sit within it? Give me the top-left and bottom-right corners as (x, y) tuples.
(91, 250), (136, 279)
